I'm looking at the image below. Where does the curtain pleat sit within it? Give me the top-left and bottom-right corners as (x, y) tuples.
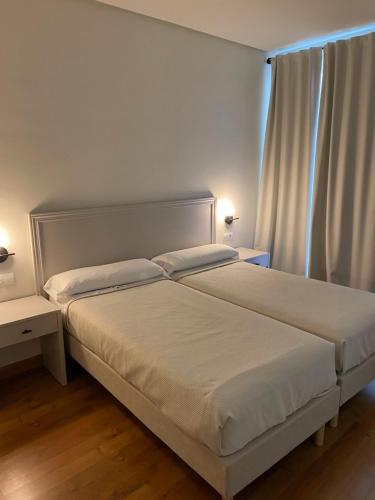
(254, 49), (322, 275)
(309, 33), (375, 291)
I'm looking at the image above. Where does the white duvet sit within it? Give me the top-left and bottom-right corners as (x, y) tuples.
(64, 279), (336, 456)
(177, 262), (375, 374)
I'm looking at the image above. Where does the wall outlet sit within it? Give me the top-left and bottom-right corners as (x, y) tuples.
(223, 232), (234, 242)
(0, 272), (15, 287)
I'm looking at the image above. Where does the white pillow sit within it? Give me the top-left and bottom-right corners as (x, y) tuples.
(152, 244), (238, 274)
(44, 258), (164, 301)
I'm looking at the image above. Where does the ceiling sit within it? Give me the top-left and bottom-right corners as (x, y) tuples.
(97, 0), (375, 51)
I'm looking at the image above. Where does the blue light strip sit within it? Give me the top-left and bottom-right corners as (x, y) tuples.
(305, 52), (324, 277)
(258, 64), (272, 186)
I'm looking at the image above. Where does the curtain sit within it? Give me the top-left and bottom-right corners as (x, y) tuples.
(309, 33), (375, 291)
(254, 48), (322, 275)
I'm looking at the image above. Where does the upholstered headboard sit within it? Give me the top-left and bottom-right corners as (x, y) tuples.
(30, 197), (216, 295)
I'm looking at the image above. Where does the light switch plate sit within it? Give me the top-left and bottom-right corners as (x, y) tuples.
(223, 232), (234, 242)
(0, 272), (15, 287)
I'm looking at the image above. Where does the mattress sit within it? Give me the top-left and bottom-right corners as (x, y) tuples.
(177, 262), (375, 374)
(64, 279), (336, 456)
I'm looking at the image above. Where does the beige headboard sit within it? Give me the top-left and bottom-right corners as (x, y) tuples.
(30, 197), (216, 295)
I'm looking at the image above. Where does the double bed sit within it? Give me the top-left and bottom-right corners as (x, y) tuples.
(30, 197), (341, 499)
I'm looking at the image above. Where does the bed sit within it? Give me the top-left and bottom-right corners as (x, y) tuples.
(158, 249), (375, 406)
(30, 198), (340, 499)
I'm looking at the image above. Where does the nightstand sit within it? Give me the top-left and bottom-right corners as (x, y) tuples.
(0, 295), (67, 385)
(237, 247), (270, 268)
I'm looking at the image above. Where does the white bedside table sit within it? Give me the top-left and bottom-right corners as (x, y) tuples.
(0, 295), (67, 385)
(237, 247), (270, 268)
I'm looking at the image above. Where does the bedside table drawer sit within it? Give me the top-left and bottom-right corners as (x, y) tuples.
(0, 314), (58, 349)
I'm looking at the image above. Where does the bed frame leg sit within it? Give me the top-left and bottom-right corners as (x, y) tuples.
(314, 425), (325, 446)
(329, 414), (339, 428)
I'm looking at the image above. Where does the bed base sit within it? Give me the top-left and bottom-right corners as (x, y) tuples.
(327, 354), (375, 430)
(67, 334), (340, 499)
(338, 352), (375, 405)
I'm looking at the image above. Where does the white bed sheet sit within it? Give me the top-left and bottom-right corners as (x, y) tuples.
(177, 262), (375, 374)
(63, 279), (336, 456)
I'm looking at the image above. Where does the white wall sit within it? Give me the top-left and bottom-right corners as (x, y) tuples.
(0, 0), (264, 309)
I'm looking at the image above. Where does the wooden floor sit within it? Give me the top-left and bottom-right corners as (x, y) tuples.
(1, 358), (374, 500)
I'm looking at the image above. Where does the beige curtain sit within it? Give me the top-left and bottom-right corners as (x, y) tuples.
(254, 48), (322, 275)
(309, 33), (375, 291)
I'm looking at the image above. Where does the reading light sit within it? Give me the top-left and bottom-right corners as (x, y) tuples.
(217, 199), (240, 225)
(0, 228), (15, 263)
(224, 215), (240, 225)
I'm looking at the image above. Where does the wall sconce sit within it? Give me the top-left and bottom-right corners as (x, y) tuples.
(217, 198), (240, 226)
(0, 228), (15, 263)
(0, 248), (15, 263)
(224, 215), (240, 225)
